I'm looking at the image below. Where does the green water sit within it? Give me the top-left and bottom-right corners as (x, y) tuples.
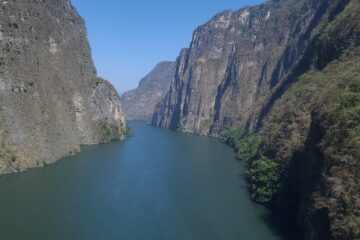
(0, 121), (282, 240)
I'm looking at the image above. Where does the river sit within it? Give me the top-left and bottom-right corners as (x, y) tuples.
(0, 121), (282, 239)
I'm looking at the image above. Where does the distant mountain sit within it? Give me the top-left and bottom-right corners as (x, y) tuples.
(121, 61), (176, 121)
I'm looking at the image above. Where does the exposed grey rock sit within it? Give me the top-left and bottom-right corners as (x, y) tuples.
(0, 0), (126, 175)
(151, 0), (360, 239)
(121, 61), (176, 121)
(151, 0), (350, 136)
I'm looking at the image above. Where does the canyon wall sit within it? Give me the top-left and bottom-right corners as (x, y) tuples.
(152, 0), (360, 239)
(151, 0), (356, 136)
(0, 0), (127, 175)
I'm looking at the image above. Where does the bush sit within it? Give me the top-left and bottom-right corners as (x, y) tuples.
(125, 127), (134, 137)
(221, 126), (281, 203)
(236, 134), (261, 163)
(99, 121), (121, 143)
(220, 125), (260, 163)
(246, 156), (281, 203)
(220, 125), (246, 148)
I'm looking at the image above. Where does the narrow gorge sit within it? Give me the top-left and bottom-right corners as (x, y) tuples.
(0, 0), (127, 175)
(0, 0), (359, 239)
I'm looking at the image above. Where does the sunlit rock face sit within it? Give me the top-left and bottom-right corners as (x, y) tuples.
(121, 61), (176, 121)
(0, 0), (126, 175)
(151, 0), (354, 136)
(152, 0), (360, 239)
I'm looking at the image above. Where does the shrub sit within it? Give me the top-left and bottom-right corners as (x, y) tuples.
(221, 126), (281, 203)
(246, 156), (281, 203)
(99, 121), (121, 143)
(125, 127), (134, 137)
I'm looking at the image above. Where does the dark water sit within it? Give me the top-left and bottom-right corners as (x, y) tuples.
(0, 121), (282, 240)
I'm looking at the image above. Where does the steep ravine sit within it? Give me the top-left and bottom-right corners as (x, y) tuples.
(151, 0), (360, 239)
(0, 0), (127, 175)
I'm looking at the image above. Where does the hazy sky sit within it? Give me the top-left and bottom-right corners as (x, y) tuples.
(71, 0), (266, 94)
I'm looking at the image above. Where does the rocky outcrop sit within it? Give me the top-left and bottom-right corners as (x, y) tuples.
(121, 61), (175, 121)
(0, 0), (126, 175)
(151, 0), (358, 137)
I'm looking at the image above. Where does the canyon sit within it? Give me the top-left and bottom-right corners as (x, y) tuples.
(0, 0), (359, 239)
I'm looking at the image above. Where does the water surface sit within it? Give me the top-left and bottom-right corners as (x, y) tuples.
(0, 121), (281, 240)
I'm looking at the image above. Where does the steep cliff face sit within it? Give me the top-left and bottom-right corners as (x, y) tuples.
(151, 0), (356, 136)
(0, 0), (126, 175)
(121, 61), (176, 121)
(152, 0), (360, 239)
(259, 50), (360, 240)
(257, 2), (360, 236)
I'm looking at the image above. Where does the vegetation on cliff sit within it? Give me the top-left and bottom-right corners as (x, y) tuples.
(219, 0), (360, 238)
(262, 51), (360, 239)
(125, 127), (135, 137)
(222, 50), (360, 239)
(220, 126), (281, 204)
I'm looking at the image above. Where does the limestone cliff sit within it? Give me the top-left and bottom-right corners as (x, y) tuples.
(121, 61), (175, 121)
(0, 0), (126, 175)
(151, 0), (357, 136)
(152, 0), (360, 239)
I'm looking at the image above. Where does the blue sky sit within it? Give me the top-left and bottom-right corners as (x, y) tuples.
(71, 0), (266, 93)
